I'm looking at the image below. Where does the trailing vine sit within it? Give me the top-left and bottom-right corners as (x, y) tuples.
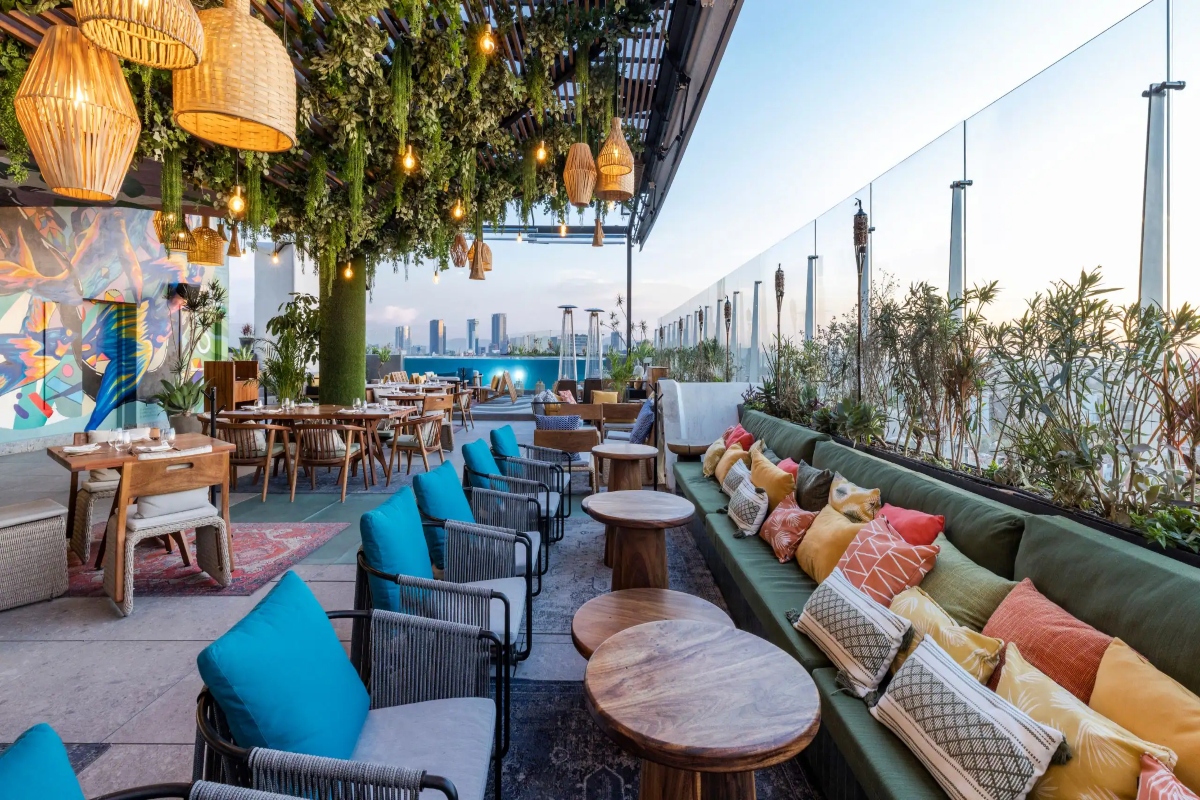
(390, 39), (412, 147)
(346, 123), (366, 234)
(0, 40), (29, 182)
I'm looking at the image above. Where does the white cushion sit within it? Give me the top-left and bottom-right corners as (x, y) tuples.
(727, 481), (769, 538)
(81, 479), (120, 493)
(135, 488), (210, 519)
(119, 502), (220, 531)
(0, 498), (67, 528)
(535, 492), (561, 517)
(460, 576), (526, 645)
(515, 530), (541, 576)
(720, 460), (751, 496)
(604, 429), (632, 442)
(89, 468), (121, 482)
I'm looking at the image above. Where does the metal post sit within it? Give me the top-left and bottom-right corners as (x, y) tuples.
(805, 255), (818, 341)
(948, 179), (972, 315)
(1140, 80), (1184, 309)
(626, 222), (633, 351)
(750, 281), (762, 382)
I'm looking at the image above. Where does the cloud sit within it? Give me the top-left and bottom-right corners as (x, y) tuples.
(367, 305), (419, 324)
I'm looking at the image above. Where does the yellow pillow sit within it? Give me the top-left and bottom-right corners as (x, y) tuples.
(996, 643), (1177, 800)
(701, 437), (727, 477)
(592, 391), (619, 404)
(889, 587), (1003, 683)
(714, 444), (750, 485)
(1090, 638), (1200, 793)
(828, 474), (881, 522)
(750, 448), (796, 512)
(795, 505), (864, 583)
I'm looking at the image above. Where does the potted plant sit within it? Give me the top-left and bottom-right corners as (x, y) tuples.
(260, 293), (319, 403)
(153, 280), (227, 433)
(239, 323), (255, 350)
(151, 377), (207, 433)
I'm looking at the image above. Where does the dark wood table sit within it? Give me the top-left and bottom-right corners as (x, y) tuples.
(666, 440), (713, 458)
(592, 442), (659, 566)
(585, 620), (820, 800)
(571, 588), (733, 659)
(582, 491), (694, 591)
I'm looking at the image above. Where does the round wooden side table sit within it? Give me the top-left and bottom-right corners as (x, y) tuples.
(585, 620), (820, 800)
(571, 588), (733, 659)
(582, 491), (695, 591)
(592, 442), (659, 566)
(666, 440), (712, 458)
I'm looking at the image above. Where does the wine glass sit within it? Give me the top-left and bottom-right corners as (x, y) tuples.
(164, 427), (176, 447)
(114, 430), (131, 455)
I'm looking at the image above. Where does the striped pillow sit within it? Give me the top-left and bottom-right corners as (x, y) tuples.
(727, 481), (769, 538)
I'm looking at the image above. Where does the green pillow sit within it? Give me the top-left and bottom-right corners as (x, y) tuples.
(921, 533), (1017, 631)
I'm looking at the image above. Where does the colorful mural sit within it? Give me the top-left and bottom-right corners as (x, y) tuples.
(0, 207), (227, 442)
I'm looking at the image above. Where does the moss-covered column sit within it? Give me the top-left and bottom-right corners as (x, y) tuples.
(319, 255), (366, 404)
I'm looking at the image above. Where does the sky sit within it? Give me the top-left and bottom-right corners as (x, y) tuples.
(232, 0), (1164, 347)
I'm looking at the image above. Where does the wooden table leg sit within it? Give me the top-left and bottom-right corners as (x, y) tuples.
(640, 760), (754, 800)
(611, 526), (668, 591)
(220, 454), (233, 570)
(604, 525), (615, 567)
(65, 471), (78, 541)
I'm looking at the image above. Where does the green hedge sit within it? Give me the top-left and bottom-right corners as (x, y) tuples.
(319, 255), (366, 405)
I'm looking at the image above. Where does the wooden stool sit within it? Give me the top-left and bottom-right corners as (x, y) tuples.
(592, 442), (658, 566)
(582, 491), (694, 591)
(571, 588), (732, 659)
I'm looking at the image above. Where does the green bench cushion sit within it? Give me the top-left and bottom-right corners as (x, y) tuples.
(740, 410), (830, 465)
(811, 668), (947, 800)
(812, 441), (1026, 578)
(673, 460), (729, 517)
(704, 512), (830, 672)
(1015, 515), (1200, 696)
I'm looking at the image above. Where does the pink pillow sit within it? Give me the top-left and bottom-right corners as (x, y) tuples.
(776, 458), (799, 476)
(836, 517), (940, 606)
(1138, 755), (1198, 800)
(724, 423), (754, 450)
(558, 390), (576, 403)
(879, 503), (944, 546)
(758, 495), (816, 563)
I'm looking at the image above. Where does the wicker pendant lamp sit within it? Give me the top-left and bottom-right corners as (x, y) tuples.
(468, 238), (486, 280)
(564, 142), (596, 208)
(596, 117), (633, 176)
(173, 0), (296, 152)
(189, 215), (226, 266)
(451, 232), (469, 268)
(227, 221), (243, 257)
(594, 167), (633, 203)
(76, 0), (203, 69)
(154, 211), (195, 253)
(13, 25), (141, 202)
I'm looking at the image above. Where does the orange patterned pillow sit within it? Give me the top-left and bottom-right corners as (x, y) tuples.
(1139, 755), (1199, 800)
(758, 495), (816, 563)
(836, 517), (940, 606)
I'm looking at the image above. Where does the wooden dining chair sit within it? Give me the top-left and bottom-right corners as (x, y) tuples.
(389, 413), (445, 475)
(212, 421), (291, 502)
(454, 388), (475, 431)
(289, 423), (367, 503)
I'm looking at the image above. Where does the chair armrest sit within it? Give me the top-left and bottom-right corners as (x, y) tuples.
(352, 565), (494, 631)
(519, 444), (572, 464)
(466, 487), (541, 532)
(190, 782), (325, 800)
(477, 472), (546, 498)
(249, 747), (458, 800)
(362, 611), (497, 709)
(497, 456), (563, 489)
(444, 520), (526, 583)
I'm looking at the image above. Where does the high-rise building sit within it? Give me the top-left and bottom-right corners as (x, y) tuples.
(466, 318), (479, 354)
(429, 319), (446, 355)
(609, 331), (622, 354)
(491, 313), (507, 354)
(394, 325), (410, 351)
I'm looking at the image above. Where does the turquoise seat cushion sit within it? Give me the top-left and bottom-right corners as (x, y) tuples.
(673, 461), (728, 517)
(461, 439), (501, 489)
(811, 440), (1027, 578)
(360, 487), (434, 610)
(0, 724), (85, 800)
(412, 461), (475, 568)
(739, 410), (829, 464)
(197, 571), (369, 759)
(490, 425), (521, 458)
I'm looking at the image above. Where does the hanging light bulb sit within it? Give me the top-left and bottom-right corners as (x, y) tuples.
(433, 270), (440, 285)
(559, 223), (567, 237)
(536, 140), (547, 162)
(271, 248), (279, 264)
(343, 261), (353, 280)
(402, 144), (417, 173)
(228, 185), (246, 217)
(516, 231), (523, 243)
(479, 25), (495, 55)
(452, 199), (464, 220)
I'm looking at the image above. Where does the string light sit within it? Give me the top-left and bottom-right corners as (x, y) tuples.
(402, 144), (417, 173)
(343, 261), (353, 279)
(433, 270), (440, 284)
(452, 199), (464, 220)
(479, 26), (495, 54)
(271, 248), (279, 264)
(228, 185), (245, 217)
(559, 223), (567, 236)
(536, 140), (547, 162)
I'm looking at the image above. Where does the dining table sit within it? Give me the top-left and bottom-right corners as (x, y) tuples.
(215, 403), (415, 486)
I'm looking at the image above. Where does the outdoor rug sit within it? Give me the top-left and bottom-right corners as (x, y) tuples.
(67, 522), (349, 597)
(258, 461), (414, 495)
(491, 680), (820, 800)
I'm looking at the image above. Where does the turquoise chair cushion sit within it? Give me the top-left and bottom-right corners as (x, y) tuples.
(0, 724), (85, 800)
(412, 461), (475, 568)
(490, 425), (521, 458)
(461, 438), (501, 490)
(360, 487), (434, 610)
(196, 571), (369, 759)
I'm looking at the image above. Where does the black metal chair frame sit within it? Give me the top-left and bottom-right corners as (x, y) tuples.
(460, 467), (555, 587)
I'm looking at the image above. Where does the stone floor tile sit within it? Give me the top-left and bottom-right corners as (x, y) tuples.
(514, 641), (588, 682)
(105, 671), (205, 745)
(77, 744), (194, 796)
(0, 595), (262, 642)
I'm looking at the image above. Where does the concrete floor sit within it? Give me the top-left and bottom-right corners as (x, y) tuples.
(0, 418), (589, 796)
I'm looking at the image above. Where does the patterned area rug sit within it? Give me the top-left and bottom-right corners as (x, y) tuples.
(67, 522), (349, 597)
(492, 681), (820, 800)
(258, 460), (417, 494)
(0, 742), (109, 774)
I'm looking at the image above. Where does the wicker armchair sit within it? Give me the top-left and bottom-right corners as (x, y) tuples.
(195, 610), (499, 800)
(95, 781), (337, 800)
(288, 424), (367, 503)
(491, 454), (570, 542)
(530, 426), (602, 496)
(461, 467), (559, 569)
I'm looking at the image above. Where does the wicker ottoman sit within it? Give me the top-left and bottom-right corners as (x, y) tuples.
(0, 499), (69, 611)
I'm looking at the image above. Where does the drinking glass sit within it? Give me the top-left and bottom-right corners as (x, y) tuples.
(114, 430), (131, 454)
(164, 427), (176, 446)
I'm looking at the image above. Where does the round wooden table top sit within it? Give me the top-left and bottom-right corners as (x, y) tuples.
(582, 491), (694, 530)
(666, 440), (713, 457)
(585, 620), (820, 773)
(592, 442), (658, 460)
(571, 589), (733, 659)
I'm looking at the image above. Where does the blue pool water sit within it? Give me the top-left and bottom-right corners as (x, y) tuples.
(402, 356), (590, 390)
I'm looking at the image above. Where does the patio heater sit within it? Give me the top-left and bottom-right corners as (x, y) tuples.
(697, 306), (704, 344)
(853, 199), (870, 402)
(584, 308), (604, 380)
(678, 317), (684, 349)
(723, 295), (732, 380)
(557, 304), (578, 384)
(731, 290), (740, 371)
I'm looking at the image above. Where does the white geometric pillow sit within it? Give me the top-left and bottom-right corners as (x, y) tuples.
(728, 481), (769, 538)
(788, 567), (911, 699)
(870, 636), (1066, 800)
(720, 459), (751, 497)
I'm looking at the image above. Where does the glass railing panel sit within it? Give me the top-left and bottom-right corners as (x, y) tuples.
(1170, 0), (1200, 311)
(814, 191), (870, 331)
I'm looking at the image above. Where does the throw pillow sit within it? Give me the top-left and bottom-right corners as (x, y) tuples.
(836, 516), (940, 606)
(489, 425), (521, 458)
(88, 467), (121, 483)
(983, 578), (1113, 703)
(701, 437), (727, 477)
(759, 495), (817, 563)
(591, 390), (619, 404)
(828, 474), (881, 522)
(1138, 755), (1199, 800)
(720, 459), (752, 497)
(794, 461), (835, 512)
(135, 487), (210, 519)
(196, 571), (370, 759)
(879, 503), (944, 546)
(776, 458), (799, 476)
(629, 399), (656, 444)
(750, 448), (797, 512)
(996, 642), (1177, 800)
(724, 423), (754, 450)
(890, 587), (1003, 683)
(714, 444), (750, 484)
(534, 414), (583, 430)
(461, 438), (502, 489)
(359, 488), (435, 611)
(0, 723), (86, 800)
(727, 481), (770, 538)
(788, 567), (912, 699)
(920, 533), (1017, 632)
(795, 505), (865, 583)
(1091, 639), (1200, 793)
(870, 637), (1065, 800)
(559, 390), (577, 403)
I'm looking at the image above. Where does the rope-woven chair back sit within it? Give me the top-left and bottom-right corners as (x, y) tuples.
(420, 417), (441, 448)
(297, 426), (347, 460)
(217, 424), (266, 459)
(248, 748), (424, 800)
(368, 611), (492, 707)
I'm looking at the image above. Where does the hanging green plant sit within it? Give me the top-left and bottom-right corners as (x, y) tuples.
(306, 153), (327, 221)
(466, 22), (488, 101)
(390, 39), (412, 147)
(575, 42), (590, 131)
(245, 153), (266, 232)
(521, 145), (537, 226)
(0, 40), (29, 183)
(525, 52), (547, 127)
(462, 149), (476, 207)
(346, 124), (366, 234)
(160, 147), (183, 230)
(394, 0), (426, 39)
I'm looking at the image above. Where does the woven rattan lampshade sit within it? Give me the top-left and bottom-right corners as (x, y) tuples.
(451, 232), (469, 268)
(594, 167), (633, 203)
(469, 238), (486, 280)
(592, 217), (604, 248)
(173, 0), (296, 152)
(154, 211), (195, 253)
(564, 142), (596, 208)
(76, 0), (203, 69)
(189, 216), (226, 266)
(14, 25), (140, 202)
(595, 117), (633, 177)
